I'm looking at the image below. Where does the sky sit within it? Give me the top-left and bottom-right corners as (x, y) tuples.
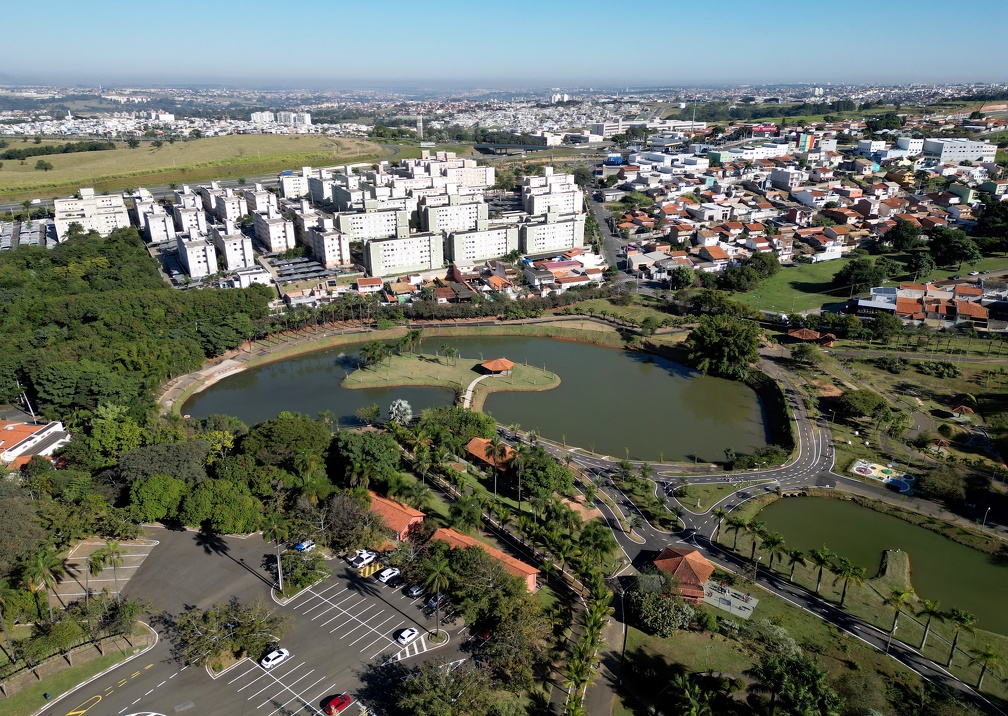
(2, 0), (1007, 89)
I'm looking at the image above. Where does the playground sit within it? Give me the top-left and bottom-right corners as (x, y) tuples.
(850, 459), (916, 493)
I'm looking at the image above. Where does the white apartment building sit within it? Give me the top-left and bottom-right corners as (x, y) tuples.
(423, 199), (488, 233)
(198, 182), (224, 213)
(521, 167), (584, 216)
(176, 235), (218, 279)
(173, 185), (202, 209)
(250, 111), (275, 124)
(276, 111), (311, 126)
(365, 233), (444, 277)
(279, 167), (312, 198)
(306, 217), (352, 269)
(922, 138), (997, 164)
(447, 226), (519, 263)
(243, 184), (277, 214)
(520, 213), (586, 254)
(53, 188), (131, 238)
(336, 209), (409, 241)
(144, 210), (176, 244)
(173, 205), (208, 236)
(214, 190), (248, 223)
(253, 208), (296, 253)
(444, 164), (495, 188)
(210, 226), (255, 270)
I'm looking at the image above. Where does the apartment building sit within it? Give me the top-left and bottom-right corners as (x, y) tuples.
(176, 235), (218, 279)
(279, 167), (313, 199)
(447, 225), (519, 263)
(276, 111), (311, 126)
(306, 216), (352, 269)
(172, 204), (208, 236)
(422, 199), (488, 233)
(250, 111), (275, 124)
(53, 188), (131, 238)
(365, 233), (444, 277)
(253, 207), (296, 253)
(243, 184), (277, 214)
(520, 212), (586, 254)
(214, 189), (248, 223)
(144, 209), (176, 244)
(336, 209), (409, 241)
(210, 226), (255, 270)
(521, 167), (584, 216)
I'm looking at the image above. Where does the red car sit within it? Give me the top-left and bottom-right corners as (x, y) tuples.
(323, 693), (352, 714)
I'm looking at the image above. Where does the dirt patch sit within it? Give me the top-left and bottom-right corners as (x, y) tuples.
(562, 495), (601, 522)
(814, 379), (843, 398)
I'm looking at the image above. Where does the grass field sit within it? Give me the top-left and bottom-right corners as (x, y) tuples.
(0, 135), (386, 200)
(734, 254), (1008, 314)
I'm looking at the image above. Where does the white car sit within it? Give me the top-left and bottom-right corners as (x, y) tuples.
(294, 539), (315, 553)
(351, 551), (376, 568)
(377, 567), (400, 583)
(396, 627), (419, 646)
(260, 648), (290, 670)
(347, 549), (369, 563)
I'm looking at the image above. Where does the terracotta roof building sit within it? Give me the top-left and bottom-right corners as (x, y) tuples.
(652, 547), (715, 602)
(481, 358), (515, 374)
(368, 491), (424, 542)
(465, 437), (515, 471)
(432, 527), (538, 592)
(787, 328), (822, 342)
(0, 420), (71, 465)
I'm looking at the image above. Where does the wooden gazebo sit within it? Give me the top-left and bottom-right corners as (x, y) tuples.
(481, 358), (515, 376)
(787, 328), (822, 342)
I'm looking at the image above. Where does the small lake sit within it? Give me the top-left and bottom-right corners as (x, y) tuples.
(760, 497), (1008, 634)
(182, 336), (769, 462)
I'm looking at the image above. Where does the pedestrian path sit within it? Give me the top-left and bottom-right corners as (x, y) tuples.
(461, 374), (491, 408)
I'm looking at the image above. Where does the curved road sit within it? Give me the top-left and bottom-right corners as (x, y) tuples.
(517, 355), (1004, 715)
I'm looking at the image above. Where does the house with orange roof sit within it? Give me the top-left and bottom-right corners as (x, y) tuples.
(465, 437), (515, 472)
(432, 527), (539, 592)
(652, 547), (715, 602)
(368, 491), (424, 542)
(0, 420), (71, 466)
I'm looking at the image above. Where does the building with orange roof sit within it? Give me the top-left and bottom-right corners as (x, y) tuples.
(0, 420), (71, 465)
(368, 491), (424, 542)
(465, 437), (515, 471)
(432, 527), (538, 592)
(652, 547), (715, 602)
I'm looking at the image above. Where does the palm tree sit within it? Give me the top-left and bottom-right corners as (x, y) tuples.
(0, 587), (14, 660)
(405, 482), (432, 511)
(489, 437), (509, 500)
(423, 555), (452, 637)
(760, 532), (785, 572)
(512, 443), (530, 511)
(615, 459), (634, 489)
(946, 608), (976, 667)
(711, 507), (727, 542)
(627, 512), (642, 539)
(24, 547), (65, 621)
(885, 587), (915, 638)
(746, 520), (766, 562)
(100, 541), (126, 603)
(832, 556), (866, 607)
(638, 461), (652, 482)
(917, 599), (945, 652)
(727, 516), (747, 551)
(670, 504), (684, 529)
(784, 548), (806, 582)
(969, 643), (1002, 690)
(808, 546), (833, 595)
(261, 512), (289, 595)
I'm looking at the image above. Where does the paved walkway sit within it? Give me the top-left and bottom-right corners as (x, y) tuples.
(461, 374), (491, 409)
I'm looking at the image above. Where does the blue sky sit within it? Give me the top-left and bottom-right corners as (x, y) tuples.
(3, 0), (1007, 88)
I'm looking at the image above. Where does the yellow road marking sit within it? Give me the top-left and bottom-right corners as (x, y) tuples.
(117, 679), (127, 687)
(64, 694), (100, 715)
(144, 663), (154, 670)
(131, 671), (140, 678)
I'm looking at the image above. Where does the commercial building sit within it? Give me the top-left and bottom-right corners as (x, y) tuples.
(365, 232), (443, 277)
(53, 188), (131, 238)
(922, 138), (997, 164)
(447, 225), (519, 263)
(176, 235), (218, 279)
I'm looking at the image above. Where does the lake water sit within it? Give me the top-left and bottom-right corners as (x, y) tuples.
(760, 497), (1008, 634)
(183, 336), (769, 462)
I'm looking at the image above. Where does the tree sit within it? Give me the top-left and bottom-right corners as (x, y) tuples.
(449, 495), (484, 533)
(423, 555), (452, 637)
(746, 251), (781, 279)
(23, 547), (65, 621)
(579, 519), (618, 569)
(129, 474), (188, 523)
(837, 389), (885, 419)
(389, 399), (413, 426)
(397, 658), (495, 716)
(127, 138), (140, 149)
(262, 512), (289, 594)
(918, 599), (945, 652)
(747, 520), (766, 562)
(906, 252), (937, 279)
(969, 643), (1002, 690)
(687, 314), (761, 381)
(946, 608), (976, 667)
(808, 546), (833, 595)
(93, 541), (126, 603)
(180, 479), (261, 534)
(789, 343), (824, 367)
(35, 159), (53, 171)
(711, 507), (727, 542)
(355, 403), (380, 426)
(867, 312), (903, 343)
(667, 265), (695, 290)
(785, 548), (807, 582)
(761, 531), (786, 572)
(918, 463), (967, 503)
(727, 516), (747, 550)
(886, 587), (915, 637)
(747, 653), (841, 716)
(833, 257), (885, 295)
(929, 226), (982, 270)
(887, 218), (922, 251)
(832, 556), (865, 606)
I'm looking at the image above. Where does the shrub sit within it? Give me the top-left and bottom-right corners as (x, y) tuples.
(875, 355), (908, 374)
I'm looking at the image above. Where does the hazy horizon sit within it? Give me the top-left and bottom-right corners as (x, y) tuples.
(4, 0), (1007, 89)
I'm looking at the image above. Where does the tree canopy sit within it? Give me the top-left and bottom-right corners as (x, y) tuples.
(688, 315), (761, 381)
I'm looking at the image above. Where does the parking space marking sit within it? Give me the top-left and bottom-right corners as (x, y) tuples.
(298, 586), (403, 655)
(258, 674), (325, 710)
(313, 598), (368, 622)
(228, 663), (260, 685)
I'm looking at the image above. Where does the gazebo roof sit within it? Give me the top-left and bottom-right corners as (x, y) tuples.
(787, 328), (822, 341)
(653, 547), (715, 597)
(950, 405), (975, 415)
(481, 358), (515, 373)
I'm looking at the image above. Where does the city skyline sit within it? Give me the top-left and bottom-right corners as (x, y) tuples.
(3, 0), (1007, 89)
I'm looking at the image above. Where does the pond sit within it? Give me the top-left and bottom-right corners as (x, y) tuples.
(182, 335), (769, 462)
(760, 497), (1008, 634)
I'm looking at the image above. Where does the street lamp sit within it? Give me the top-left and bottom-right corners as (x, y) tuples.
(753, 556), (762, 582)
(756, 461), (767, 479)
(829, 409), (836, 425)
(886, 623), (898, 655)
(982, 506), (991, 529)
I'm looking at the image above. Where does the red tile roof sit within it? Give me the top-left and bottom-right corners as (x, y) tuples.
(432, 527), (538, 589)
(653, 547), (714, 599)
(368, 491), (424, 539)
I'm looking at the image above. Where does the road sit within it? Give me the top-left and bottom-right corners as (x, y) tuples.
(521, 354), (1003, 715)
(37, 526), (462, 716)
